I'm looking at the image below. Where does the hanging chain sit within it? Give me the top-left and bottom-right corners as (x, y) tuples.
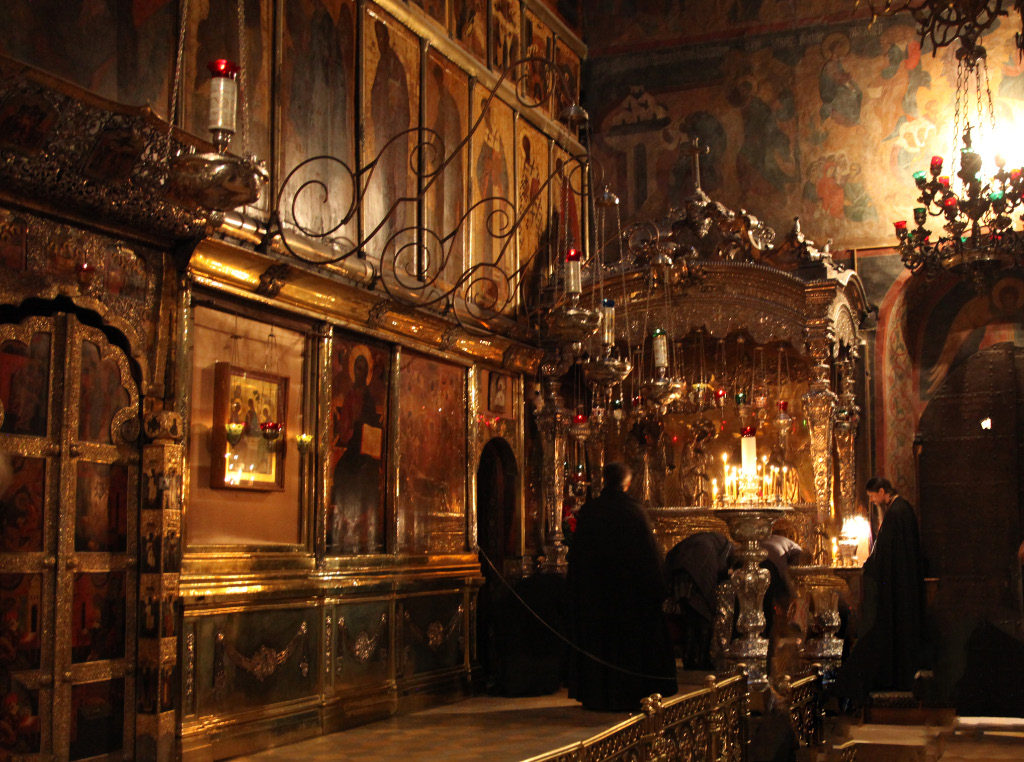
(953, 56), (964, 163)
(165, 0), (190, 163)
(237, 0), (250, 157)
(982, 55), (996, 134)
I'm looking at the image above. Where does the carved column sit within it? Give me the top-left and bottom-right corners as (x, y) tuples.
(536, 355), (572, 573)
(833, 354), (860, 529)
(718, 506), (789, 690)
(801, 329), (838, 565)
(138, 404), (184, 762)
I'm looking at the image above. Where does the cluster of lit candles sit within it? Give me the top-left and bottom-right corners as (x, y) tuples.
(711, 436), (796, 506)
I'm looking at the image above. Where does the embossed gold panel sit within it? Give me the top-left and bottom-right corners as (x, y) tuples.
(0, 314), (139, 761)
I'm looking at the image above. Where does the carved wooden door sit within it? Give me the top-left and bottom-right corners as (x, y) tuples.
(0, 314), (139, 761)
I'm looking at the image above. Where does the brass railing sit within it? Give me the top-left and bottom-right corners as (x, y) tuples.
(522, 673), (748, 762)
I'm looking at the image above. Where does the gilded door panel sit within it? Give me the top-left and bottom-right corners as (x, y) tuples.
(52, 317), (138, 761)
(0, 327), (52, 438)
(0, 317), (60, 759)
(0, 315), (138, 761)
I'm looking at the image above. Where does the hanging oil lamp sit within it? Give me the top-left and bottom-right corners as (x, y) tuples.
(225, 422), (245, 446)
(295, 432), (313, 455)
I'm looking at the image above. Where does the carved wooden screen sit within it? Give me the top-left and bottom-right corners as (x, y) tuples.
(0, 314), (139, 760)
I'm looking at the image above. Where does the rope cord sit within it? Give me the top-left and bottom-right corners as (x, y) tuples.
(477, 546), (680, 682)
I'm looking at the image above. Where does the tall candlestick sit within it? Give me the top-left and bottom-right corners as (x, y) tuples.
(741, 434), (757, 474)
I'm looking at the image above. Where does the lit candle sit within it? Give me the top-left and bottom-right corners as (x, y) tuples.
(208, 59), (241, 149)
(565, 247), (582, 295)
(741, 433), (757, 475)
(601, 298), (616, 345)
(652, 328), (668, 369)
(712, 479), (718, 504)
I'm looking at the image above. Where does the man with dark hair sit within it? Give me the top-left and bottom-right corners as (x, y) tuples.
(835, 476), (925, 706)
(567, 462), (678, 711)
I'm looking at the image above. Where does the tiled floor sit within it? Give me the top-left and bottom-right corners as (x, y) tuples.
(235, 692), (1024, 762)
(238, 691), (630, 762)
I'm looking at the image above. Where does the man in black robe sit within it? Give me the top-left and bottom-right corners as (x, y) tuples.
(665, 531), (735, 670)
(834, 476), (925, 706)
(567, 462), (677, 711)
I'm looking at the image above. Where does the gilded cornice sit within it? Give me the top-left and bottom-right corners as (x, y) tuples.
(190, 226), (543, 375)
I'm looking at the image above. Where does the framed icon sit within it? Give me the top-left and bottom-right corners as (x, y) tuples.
(211, 362), (288, 490)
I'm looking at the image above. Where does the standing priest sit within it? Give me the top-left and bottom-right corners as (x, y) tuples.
(567, 462), (678, 712)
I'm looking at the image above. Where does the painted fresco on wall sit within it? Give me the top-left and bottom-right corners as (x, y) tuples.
(75, 461), (128, 553)
(470, 92), (515, 311)
(424, 51), (469, 290)
(0, 332), (50, 437)
(71, 572), (126, 663)
(279, 0), (357, 252)
(0, 457), (44, 553)
(78, 339), (130, 445)
(329, 333), (390, 554)
(915, 275), (1024, 399)
(552, 39), (579, 117)
(0, 573), (42, 670)
(523, 9), (553, 113)
(517, 119), (550, 307)
(551, 144), (583, 253)
(584, 0), (866, 53)
(185, 0), (272, 211)
(491, 0), (521, 74)
(589, 17), (1024, 251)
(363, 5), (420, 265)
(0, 1), (174, 111)
(452, 0), (486, 62)
(397, 352), (466, 554)
(411, 0), (447, 27)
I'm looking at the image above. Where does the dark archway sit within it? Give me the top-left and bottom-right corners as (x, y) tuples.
(917, 342), (1024, 714)
(476, 437), (518, 575)
(474, 437), (519, 693)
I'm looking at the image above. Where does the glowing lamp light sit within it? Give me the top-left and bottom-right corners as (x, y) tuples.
(225, 422), (245, 446)
(601, 298), (616, 345)
(980, 417), (992, 430)
(260, 421), (283, 443)
(207, 59), (241, 151)
(564, 247), (582, 295)
(652, 327), (668, 369)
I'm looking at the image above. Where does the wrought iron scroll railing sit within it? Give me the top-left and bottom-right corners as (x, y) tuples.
(272, 56), (591, 335)
(521, 672), (748, 762)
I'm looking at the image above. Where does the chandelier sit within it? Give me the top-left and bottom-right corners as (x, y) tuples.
(894, 28), (1024, 286)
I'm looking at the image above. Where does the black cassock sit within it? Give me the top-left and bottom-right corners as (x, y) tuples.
(567, 487), (677, 711)
(835, 496), (925, 704)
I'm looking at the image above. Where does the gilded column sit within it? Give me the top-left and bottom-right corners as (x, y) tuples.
(833, 355), (860, 530)
(801, 329), (837, 565)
